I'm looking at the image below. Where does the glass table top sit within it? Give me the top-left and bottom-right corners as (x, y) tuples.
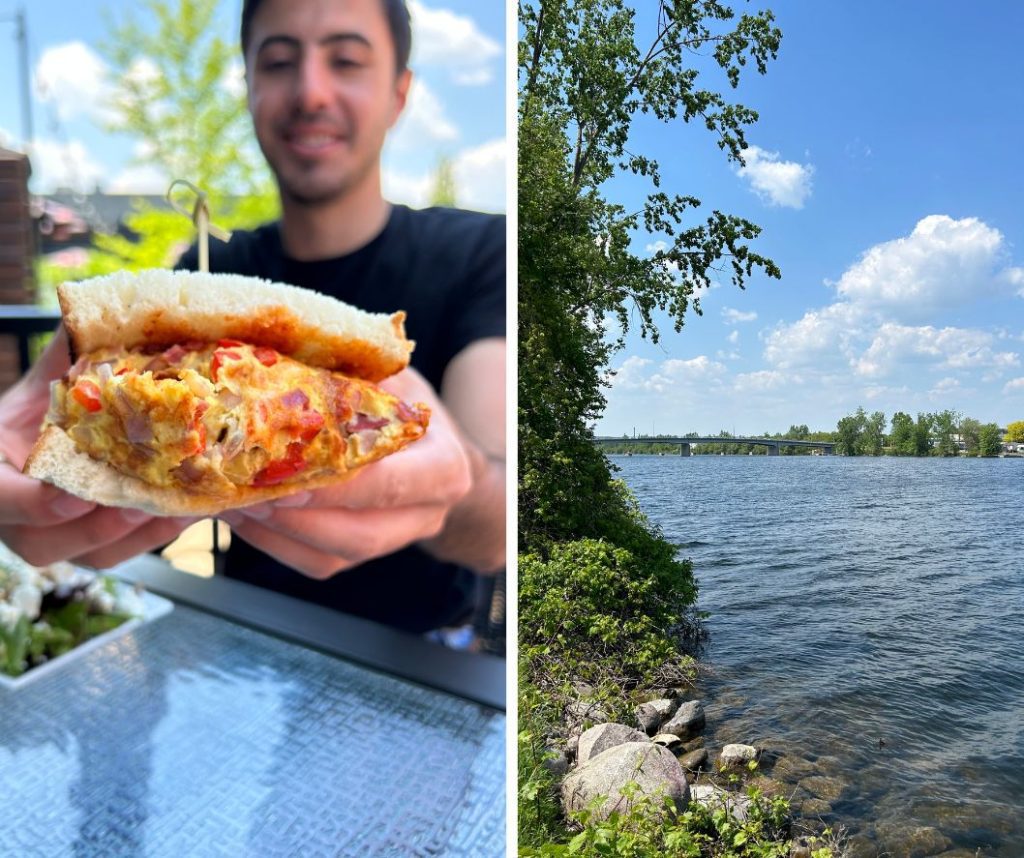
(0, 601), (505, 857)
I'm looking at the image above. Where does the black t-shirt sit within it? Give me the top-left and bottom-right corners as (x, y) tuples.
(176, 204), (505, 633)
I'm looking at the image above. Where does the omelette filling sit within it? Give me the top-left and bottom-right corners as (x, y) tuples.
(46, 340), (429, 497)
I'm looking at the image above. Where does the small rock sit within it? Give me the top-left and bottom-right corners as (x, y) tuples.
(799, 797), (832, 818)
(542, 748), (569, 778)
(636, 698), (679, 734)
(678, 748), (708, 772)
(875, 822), (952, 858)
(770, 754), (816, 782)
(577, 723), (649, 765)
(798, 775), (846, 803)
(661, 700), (706, 739)
(566, 699), (609, 725)
(561, 742), (689, 822)
(747, 775), (787, 799)
(681, 737), (705, 752)
(719, 743), (759, 767)
(651, 733), (681, 748)
(688, 783), (751, 822)
(565, 733), (579, 761)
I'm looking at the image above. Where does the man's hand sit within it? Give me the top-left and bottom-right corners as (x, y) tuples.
(0, 328), (198, 568)
(220, 366), (474, 578)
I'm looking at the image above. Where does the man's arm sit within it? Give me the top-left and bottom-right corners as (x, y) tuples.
(417, 337), (505, 573)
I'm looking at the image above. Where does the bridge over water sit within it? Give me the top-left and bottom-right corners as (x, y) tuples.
(593, 435), (835, 456)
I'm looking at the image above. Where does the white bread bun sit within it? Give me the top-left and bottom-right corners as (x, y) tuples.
(58, 269), (413, 382)
(24, 425), (367, 516)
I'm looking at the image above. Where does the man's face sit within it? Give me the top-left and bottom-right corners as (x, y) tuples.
(245, 0), (411, 206)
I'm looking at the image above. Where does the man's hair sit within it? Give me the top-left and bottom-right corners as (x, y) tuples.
(240, 0), (412, 73)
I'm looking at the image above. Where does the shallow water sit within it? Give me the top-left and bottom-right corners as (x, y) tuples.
(612, 454), (1024, 856)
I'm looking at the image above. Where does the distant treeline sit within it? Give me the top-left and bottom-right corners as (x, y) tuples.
(603, 412), (1024, 457)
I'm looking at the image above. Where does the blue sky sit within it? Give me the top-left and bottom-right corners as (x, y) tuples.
(598, 1), (1024, 436)
(0, 0), (505, 211)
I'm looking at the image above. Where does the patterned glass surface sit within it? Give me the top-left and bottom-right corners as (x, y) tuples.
(0, 604), (505, 857)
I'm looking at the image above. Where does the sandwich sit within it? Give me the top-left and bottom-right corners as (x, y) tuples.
(24, 269), (430, 516)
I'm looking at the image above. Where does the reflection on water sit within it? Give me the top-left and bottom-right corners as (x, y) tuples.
(613, 454), (1024, 856)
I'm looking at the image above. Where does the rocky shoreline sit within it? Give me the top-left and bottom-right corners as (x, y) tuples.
(544, 686), (974, 858)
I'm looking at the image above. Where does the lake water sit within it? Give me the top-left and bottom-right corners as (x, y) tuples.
(611, 454), (1024, 857)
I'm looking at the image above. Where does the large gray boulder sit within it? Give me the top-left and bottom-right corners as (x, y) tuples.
(562, 742), (690, 821)
(636, 698), (679, 734)
(661, 700), (706, 739)
(577, 723), (649, 765)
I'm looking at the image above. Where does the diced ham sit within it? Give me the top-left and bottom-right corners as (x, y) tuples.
(347, 414), (389, 432)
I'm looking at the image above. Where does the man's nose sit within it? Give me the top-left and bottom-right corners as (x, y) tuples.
(296, 56), (331, 113)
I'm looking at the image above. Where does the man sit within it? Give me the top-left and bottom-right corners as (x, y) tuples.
(0, 0), (505, 635)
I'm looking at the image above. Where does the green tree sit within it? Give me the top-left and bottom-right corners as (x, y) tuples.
(1004, 420), (1024, 444)
(932, 408), (962, 457)
(913, 412), (934, 456)
(890, 411), (914, 455)
(835, 407), (866, 455)
(428, 155), (458, 207)
(519, 0), (781, 548)
(860, 409), (886, 456)
(959, 417), (982, 456)
(978, 423), (1003, 457)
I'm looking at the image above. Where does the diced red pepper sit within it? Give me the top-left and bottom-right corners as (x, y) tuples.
(115, 366), (131, 376)
(295, 410), (325, 442)
(217, 338), (244, 348)
(71, 380), (103, 413)
(211, 349), (241, 382)
(254, 346), (278, 367)
(252, 443), (307, 487)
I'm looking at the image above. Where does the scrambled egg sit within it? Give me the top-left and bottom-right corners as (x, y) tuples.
(48, 340), (428, 498)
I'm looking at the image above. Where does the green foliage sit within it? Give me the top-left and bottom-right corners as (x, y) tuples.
(101, 0), (267, 195)
(429, 155), (458, 207)
(520, 536), (696, 693)
(978, 423), (1003, 457)
(518, 784), (819, 858)
(520, 682), (570, 848)
(518, 0), (781, 552)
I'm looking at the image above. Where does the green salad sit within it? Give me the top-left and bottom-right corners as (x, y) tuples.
(0, 543), (144, 678)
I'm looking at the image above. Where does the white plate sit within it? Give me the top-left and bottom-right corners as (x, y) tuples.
(0, 588), (174, 691)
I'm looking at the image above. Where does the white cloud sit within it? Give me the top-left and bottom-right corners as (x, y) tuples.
(34, 42), (111, 123)
(835, 215), (1018, 315)
(727, 330), (740, 344)
(383, 138), (505, 212)
(1003, 378), (1024, 394)
(105, 163), (169, 194)
(452, 138), (505, 212)
(854, 323), (1019, 378)
(610, 354), (725, 393)
(722, 307), (757, 324)
(25, 136), (105, 193)
(929, 377), (962, 397)
(762, 302), (867, 370)
(409, 1), (501, 85)
(390, 78), (459, 149)
(735, 145), (814, 209)
(733, 370), (793, 392)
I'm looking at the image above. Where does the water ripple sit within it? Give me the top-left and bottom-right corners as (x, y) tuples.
(611, 454), (1024, 855)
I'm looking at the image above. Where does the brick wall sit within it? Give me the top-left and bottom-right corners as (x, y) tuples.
(0, 148), (36, 392)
